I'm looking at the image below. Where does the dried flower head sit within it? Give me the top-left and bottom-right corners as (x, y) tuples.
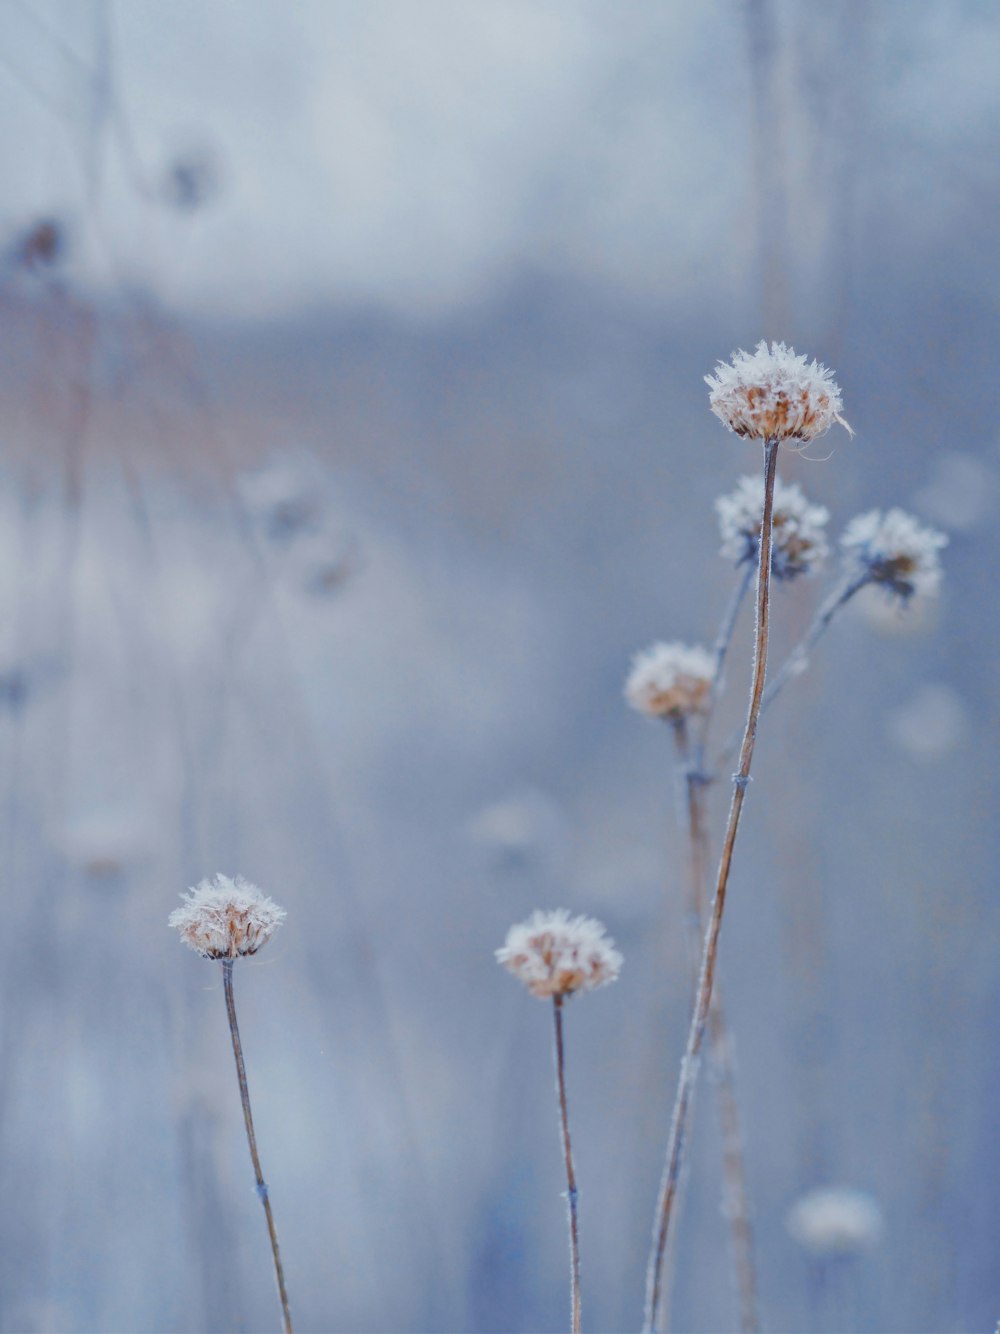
(496, 909), (622, 999)
(840, 508), (947, 601)
(624, 641), (715, 720)
(716, 475), (830, 578)
(169, 874), (286, 959)
(786, 1187), (884, 1257)
(706, 341), (851, 443)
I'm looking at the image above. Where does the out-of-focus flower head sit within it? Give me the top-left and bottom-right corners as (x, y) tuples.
(169, 874), (286, 959)
(841, 508), (947, 601)
(624, 642), (715, 720)
(786, 1186), (884, 1257)
(496, 909), (622, 1000)
(706, 341), (851, 443)
(716, 475), (830, 578)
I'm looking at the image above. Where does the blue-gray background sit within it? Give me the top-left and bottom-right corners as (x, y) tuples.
(0, 2), (995, 1331)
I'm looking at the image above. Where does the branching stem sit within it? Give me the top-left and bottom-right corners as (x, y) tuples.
(222, 959), (293, 1334)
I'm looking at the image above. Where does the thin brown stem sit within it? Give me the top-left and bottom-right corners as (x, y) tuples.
(553, 996), (581, 1334)
(644, 437), (779, 1334)
(222, 959), (293, 1334)
(671, 726), (760, 1333)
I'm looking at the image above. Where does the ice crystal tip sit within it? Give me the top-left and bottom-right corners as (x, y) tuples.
(786, 1187), (884, 1256)
(705, 341), (851, 443)
(716, 474), (830, 578)
(496, 909), (622, 999)
(841, 507), (948, 601)
(168, 874), (286, 959)
(624, 641), (715, 720)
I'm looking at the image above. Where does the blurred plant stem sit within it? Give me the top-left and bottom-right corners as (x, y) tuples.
(644, 437), (779, 1333)
(222, 959), (294, 1334)
(552, 995), (581, 1334)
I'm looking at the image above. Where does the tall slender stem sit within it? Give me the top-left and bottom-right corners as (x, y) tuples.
(222, 959), (293, 1334)
(553, 996), (581, 1334)
(644, 437), (779, 1333)
(671, 723), (759, 1334)
(696, 560), (756, 764)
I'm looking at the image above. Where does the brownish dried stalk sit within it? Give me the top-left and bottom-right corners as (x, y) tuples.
(552, 995), (581, 1334)
(222, 959), (293, 1334)
(644, 436), (779, 1333)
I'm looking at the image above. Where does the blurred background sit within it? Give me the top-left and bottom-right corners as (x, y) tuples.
(0, 2), (996, 1331)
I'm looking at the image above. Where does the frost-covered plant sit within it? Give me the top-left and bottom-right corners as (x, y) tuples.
(169, 876), (293, 1334)
(497, 911), (621, 1334)
(624, 642), (716, 721)
(705, 340), (851, 443)
(717, 475), (830, 579)
(841, 507), (947, 601)
(644, 343), (854, 1334)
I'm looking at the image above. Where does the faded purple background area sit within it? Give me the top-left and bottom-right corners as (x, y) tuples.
(0, 3), (996, 1331)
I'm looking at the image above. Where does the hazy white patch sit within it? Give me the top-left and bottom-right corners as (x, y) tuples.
(467, 787), (569, 875)
(58, 808), (155, 877)
(786, 1186), (884, 1257)
(911, 452), (998, 533)
(886, 683), (968, 760)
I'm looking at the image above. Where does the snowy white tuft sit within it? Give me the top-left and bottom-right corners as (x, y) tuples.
(786, 1186), (884, 1257)
(169, 874), (286, 959)
(496, 909), (622, 1000)
(716, 475), (830, 578)
(624, 641), (715, 720)
(706, 341), (851, 443)
(841, 508), (947, 601)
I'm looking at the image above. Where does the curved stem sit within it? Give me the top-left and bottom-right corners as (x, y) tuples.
(222, 959), (293, 1334)
(695, 560), (756, 766)
(552, 996), (581, 1334)
(644, 437), (779, 1333)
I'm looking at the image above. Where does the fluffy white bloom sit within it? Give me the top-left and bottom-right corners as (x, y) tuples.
(786, 1187), (884, 1257)
(169, 874), (286, 959)
(706, 341), (851, 443)
(841, 508), (948, 600)
(624, 641), (715, 720)
(716, 475), (830, 578)
(496, 909), (622, 999)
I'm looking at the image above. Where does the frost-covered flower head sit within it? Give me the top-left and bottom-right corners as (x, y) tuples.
(496, 909), (622, 1000)
(841, 508), (947, 601)
(786, 1187), (884, 1257)
(716, 475), (830, 578)
(169, 874), (286, 959)
(706, 341), (851, 443)
(624, 641), (715, 720)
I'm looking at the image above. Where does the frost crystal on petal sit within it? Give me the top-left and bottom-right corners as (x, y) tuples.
(624, 641), (715, 720)
(716, 475), (830, 579)
(840, 508), (947, 601)
(496, 909), (622, 999)
(786, 1187), (884, 1257)
(169, 874), (286, 959)
(705, 341), (850, 443)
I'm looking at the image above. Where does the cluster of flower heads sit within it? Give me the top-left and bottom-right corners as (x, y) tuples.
(496, 909), (622, 1000)
(624, 642), (715, 721)
(169, 874), (286, 959)
(705, 341), (851, 444)
(841, 507), (948, 601)
(716, 475), (830, 579)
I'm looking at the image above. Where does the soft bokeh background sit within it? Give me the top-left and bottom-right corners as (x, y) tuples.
(0, 2), (996, 1331)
